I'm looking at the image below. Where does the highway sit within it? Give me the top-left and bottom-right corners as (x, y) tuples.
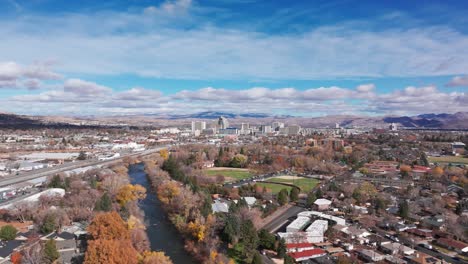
(0, 147), (167, 188)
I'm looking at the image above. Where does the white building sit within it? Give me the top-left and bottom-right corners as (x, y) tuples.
(191, 121), (206, 133)
(287, 216), (310, 232)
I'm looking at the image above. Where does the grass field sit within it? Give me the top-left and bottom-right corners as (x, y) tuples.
(428, 156), (468, 165)
(255, 182), (293, 194)
(204, 168), (252, 182)
(267, 176), (319, 193)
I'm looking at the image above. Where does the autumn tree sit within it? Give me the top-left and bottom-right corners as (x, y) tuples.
(159, 149), (169, 160)
(87, 212), (130, 240)
(432, 167), (444, 178)
(10, 252), (22, 264)
(140, 251), (173, 264)
(400, 165), (412, 177)
(84, 239), (138, 264)
(116, 184), (147, 206)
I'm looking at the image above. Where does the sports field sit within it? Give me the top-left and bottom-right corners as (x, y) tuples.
(267, 176), (319, 193)
(204, 168), (252, 182)
(254, 182), (293, 194)
(428, 156), (468, 165)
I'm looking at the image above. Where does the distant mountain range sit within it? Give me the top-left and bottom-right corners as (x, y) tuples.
(1, 111), (468, 129)
(164, 111), (290, 119)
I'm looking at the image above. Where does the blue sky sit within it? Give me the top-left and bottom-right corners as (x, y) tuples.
(0, 0), (467, 116)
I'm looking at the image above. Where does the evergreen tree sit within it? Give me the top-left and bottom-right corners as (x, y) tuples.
(277, 189), (289, 206)
(240, 220), (259, 260)
(258, 229), (275, 250)
(277, 238), (286, 258)
(44, 239), (60, 263)
(251, 252), (263, 264)
(95, 192), (112, 212)
(284, 254), (295, 264)
(0, 225), (17, 240)
(289, 188), (299, 202)
(398, 200), (409, 219)
(305, 192), (317, 208)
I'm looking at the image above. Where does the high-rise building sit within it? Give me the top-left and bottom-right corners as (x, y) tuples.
(389, 123), (398, 131)
(241, 123), (250, 131)
(261, 125), (272, 133)
(287, 125), (301, 135)
(272, 122), (285, 131)
(191, 121), (206, 133)
(218, 116), (229, 129)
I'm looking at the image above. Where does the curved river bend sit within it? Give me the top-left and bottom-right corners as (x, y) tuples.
(128, 163), (195, 264)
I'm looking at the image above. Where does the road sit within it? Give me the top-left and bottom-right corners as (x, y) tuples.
(262, 205), (305, 233)
(0, 147), (167, 188)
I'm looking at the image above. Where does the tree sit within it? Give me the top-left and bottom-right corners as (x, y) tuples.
(289, 188), (299, 202)
(48, 175), (65, 189)
(240, 220), (258, 260)
(277, 238), (286, 258)
(284, 254), (295, 264)
(95, 192), (112, 212)
(84, 239), (138, 264)
(432, 167), (444, 178)
(44, 239), (60, 263)
(77, 151), (87, 160)
(258, 229), (275, 250)
(251, 252), (263, 264)
(40, 213), (57, 234)
(10, 252), (22, 264)
(398, 200), (409, 219)
(116, 184), (146, 206)
(140, 251), (173, 264)
(230, 154), (248, 168)
(159, 149), (169, 160)
(305, 192), (317, 208)
(87, 212), (130, 240)
(400, 165), (412, 177)
(0, 225), (17, 240)
(277, 189), (289, 206)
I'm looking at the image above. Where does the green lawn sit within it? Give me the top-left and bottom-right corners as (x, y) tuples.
(267, 177), (319, 193)
(204, 169), (252, 182)
(428, 156), (468, 165)
(255, 182), (293, 194)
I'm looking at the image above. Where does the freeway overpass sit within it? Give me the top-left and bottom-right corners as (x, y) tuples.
(0, 146), (168, 188)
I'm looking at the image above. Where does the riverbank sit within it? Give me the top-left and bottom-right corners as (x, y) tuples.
(128, 163), (195, 264)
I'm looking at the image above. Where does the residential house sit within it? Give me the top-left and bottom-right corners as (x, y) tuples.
(357, 249), (385, 262)
(436, 238), (468, 254)
(288, 248), (327, 262)
(314, 199), (332, 211)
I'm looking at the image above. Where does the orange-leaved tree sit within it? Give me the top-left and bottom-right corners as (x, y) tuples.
(84, 239), (138, 264)
(87, 211), (130, 240)
(140, 251), (173, 264)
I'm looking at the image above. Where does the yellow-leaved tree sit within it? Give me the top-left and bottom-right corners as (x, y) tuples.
(116, 184), (147, 206)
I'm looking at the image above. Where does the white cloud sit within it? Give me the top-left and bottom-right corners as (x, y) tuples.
(144, 0), (192, 15)
(446, 75), (468, 87)
(1, 10), (468, 80)
(0, 61), (61, 89)
(63, 78), (111, 96)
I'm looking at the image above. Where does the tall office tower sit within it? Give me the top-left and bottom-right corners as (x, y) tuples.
(191, 121), (206, 133)
(241, 123), (250, 131)
(218, 116), (229, 129)
(272, 121), (285, 131)
(287, 125), (302, 135)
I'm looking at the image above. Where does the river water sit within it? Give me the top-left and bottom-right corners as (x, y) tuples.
(128, 163), (195, 264)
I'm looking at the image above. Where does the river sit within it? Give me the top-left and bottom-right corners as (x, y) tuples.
(128, 163), (195, 264)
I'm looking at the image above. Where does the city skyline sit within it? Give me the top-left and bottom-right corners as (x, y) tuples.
(0, 0), (467, 116)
